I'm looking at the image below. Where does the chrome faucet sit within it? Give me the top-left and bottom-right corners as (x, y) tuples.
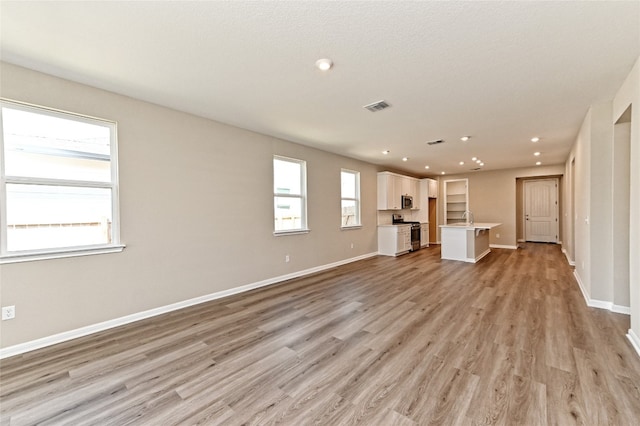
(462, 210), (474, 224)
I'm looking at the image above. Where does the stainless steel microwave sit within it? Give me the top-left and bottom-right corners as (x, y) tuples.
(401, 195), (413, 209)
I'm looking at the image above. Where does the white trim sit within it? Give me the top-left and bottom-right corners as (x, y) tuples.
(562, 248), (575, 266)
(490, 244), (518, 250)
(0, 244), (125, 264)
(475, 248), (491, 262)
(573, 271), (630, 315)
(517, 239), (525, 243)
(612, 304), (631, 315)
(573, 270), (589, 305)
(0, 251), (378, 359)
(0, 99), (121, 258)
(627, 329), (640, 358)
(341, 225), (362, 231)
(273, 229), (311, 236)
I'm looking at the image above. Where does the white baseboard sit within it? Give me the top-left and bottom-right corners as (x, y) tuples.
(517, 239), (525, 243)
(561, 248), (575, 266)
(628, 329), (640, 358)
(612, 304), (632, 315)
(0, 252), (378, 359)
(572, 271), (630, 315)
(490, 244), (518, 250)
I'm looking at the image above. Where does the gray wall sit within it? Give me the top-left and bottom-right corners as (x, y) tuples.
(0, 63), (379, 348)
(612, 57), (640, 338)
(564, 55), (640, 342)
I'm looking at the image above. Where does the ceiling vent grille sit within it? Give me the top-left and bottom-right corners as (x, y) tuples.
(471, 167), (481, 171)
(426, 139), (444, 145)
(363, 100), (390, 112)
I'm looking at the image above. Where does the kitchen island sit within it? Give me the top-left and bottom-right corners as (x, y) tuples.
(439, 223), (501, 263)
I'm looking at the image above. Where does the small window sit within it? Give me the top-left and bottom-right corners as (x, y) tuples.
(0, 99), (123, 262)
(273, 156), (307, 233)
(341, 169), (361, 227)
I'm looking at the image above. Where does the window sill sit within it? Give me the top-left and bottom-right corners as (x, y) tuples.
(273, 229), (311, 237)
(341, 225), (363, 230)
(0, 244), (126, 264)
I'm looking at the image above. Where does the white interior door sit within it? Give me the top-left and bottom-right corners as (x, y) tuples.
(524, 178), (558, 243)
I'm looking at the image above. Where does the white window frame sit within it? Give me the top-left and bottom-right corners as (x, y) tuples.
(273, 155), (308, 235)
(0, 99), (124, 263)
(340, 169), (361, 228)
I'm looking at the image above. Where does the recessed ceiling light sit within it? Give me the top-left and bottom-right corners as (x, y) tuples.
(531, 137), (540, 142)
(471, 157), (477, 161)
(441, 171), (446, 175)
(536, 161), (542, 165)
(534, 152), (541, 156)
(480, 162), (484, 166)
(459, 161), (465, 165)
(476, 159), (482, 164)
(461, 136), (470, 142)
(424, 165), (430, 169)
(382, 150), (390, 155)
(402, 157), (408, 162)
(315, 58), (333, 71)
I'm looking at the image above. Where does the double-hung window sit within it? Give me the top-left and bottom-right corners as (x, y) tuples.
(0, 99), (123, 262)
(340, 169), (361, 227)
(273, 155), (307, 233)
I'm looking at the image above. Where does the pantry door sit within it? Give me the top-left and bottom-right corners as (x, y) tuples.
(524, 178), (558, 243)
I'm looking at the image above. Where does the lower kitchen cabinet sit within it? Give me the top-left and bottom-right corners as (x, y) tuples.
(378, 225), (411, 256)
(420, 223), (429, 247)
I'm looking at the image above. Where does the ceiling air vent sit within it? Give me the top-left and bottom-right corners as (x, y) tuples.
(471, 167), (481, 171)
(426, 139), (444, 146)
(363, 100), (390, 112)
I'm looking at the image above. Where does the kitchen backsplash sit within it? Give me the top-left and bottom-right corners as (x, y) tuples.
(377, 209), (426, 225)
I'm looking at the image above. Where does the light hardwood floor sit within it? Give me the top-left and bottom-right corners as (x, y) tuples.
(1, 243), (640, 425)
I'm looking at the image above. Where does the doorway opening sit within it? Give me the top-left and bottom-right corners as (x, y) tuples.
(613, 105), (631, 308)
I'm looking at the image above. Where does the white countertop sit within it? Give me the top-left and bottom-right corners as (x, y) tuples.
(439, 222), (501, 230)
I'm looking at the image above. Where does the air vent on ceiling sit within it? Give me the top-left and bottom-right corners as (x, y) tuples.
(471, 167), (481, 171)
(426, 139), (444, 145)
(363, 100), (390, 112)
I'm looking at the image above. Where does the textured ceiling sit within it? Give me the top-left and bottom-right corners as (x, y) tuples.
(1, 1), (639, 176)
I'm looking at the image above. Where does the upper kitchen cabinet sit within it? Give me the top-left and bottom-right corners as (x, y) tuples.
(377, 172), (419, 210)
(444, 178), (469, 224)
(427, 178), (438, 198)
(377, 172), (402, 210)
(401, 177), (419, 201)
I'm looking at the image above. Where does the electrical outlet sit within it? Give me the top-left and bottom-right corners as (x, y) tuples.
(350, 243), (354, 249)
(285, 255), (290, 263)
(2, 305), (15, 321)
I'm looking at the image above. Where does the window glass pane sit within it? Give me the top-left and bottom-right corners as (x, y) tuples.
(274, 158), (301, 195)
(341, 200), (358, 226)
(2, 107), (112, 182)
(341, 171), (356, 198)
(274, 196), (302, 231)
(6, 184), (112, 251)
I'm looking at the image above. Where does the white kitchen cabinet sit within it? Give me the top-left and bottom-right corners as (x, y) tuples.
(378, 225), (411, 256)
(420, 223), (429, 247)
(401, 176), (419, 198)
(377, 172), (403, 210)
(378, 171), (419, 210)
(415, 179), (431, 222)
(444, 178), (469, 224)
(428, 178), (438, 198)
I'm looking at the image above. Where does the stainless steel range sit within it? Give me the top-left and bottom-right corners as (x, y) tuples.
(392, 214), (421, 251)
